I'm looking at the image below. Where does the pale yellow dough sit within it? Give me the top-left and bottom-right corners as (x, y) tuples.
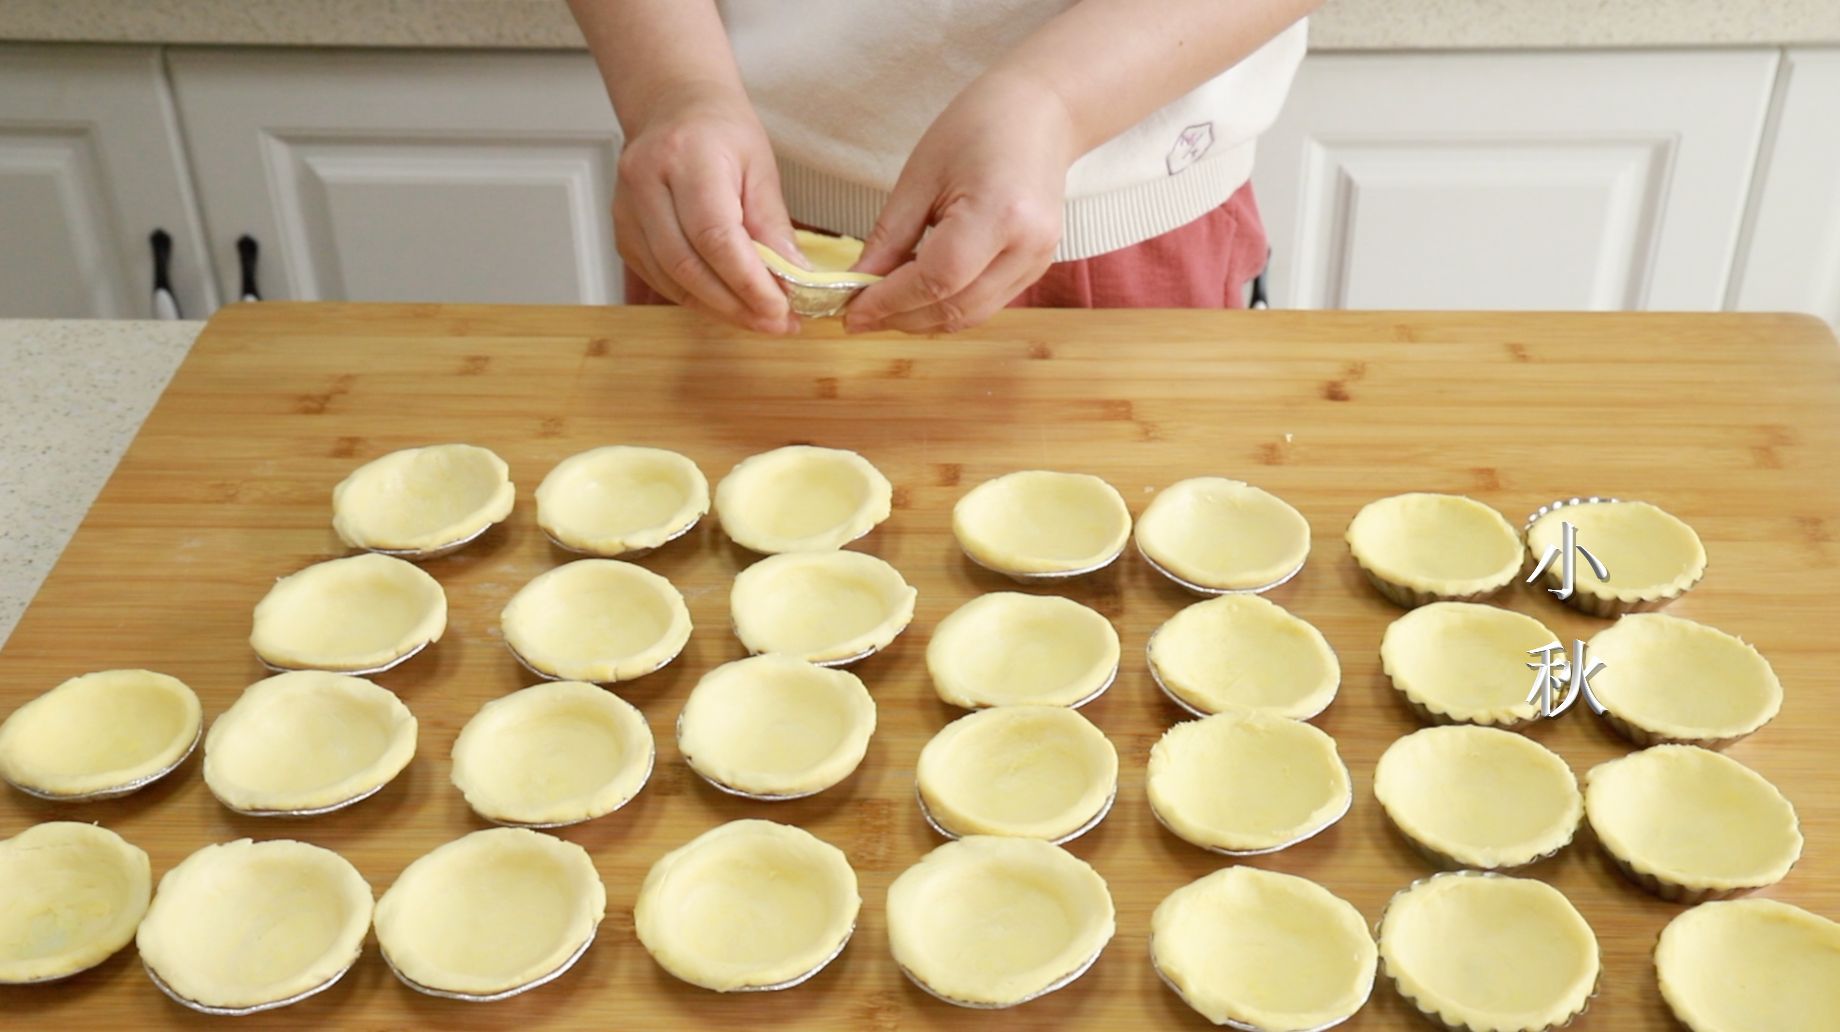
(953, 470), (1131, 577)
(1134, 477), (1311, 591)
(755, 230), (879, 285)
(452, 681), (655, 825)
(205, 670), (416, 814)
(1147, 594), (1340, 718)
(1381, 602), (1557, 726)
(137, 839), (373, 1010)
(1526, 499), (1705, 607)
(1586, 613), (1782, 745)
(729, 549), (916, 664)
(536, 445), (708, 556)
(916, 706), (1118, 841)
(374, 828), (606, 996)
(1586, 745), (1801, 896)
(0, 822), (150, 983)
(715, 445), (892, 553)
(1657, 898), (1840, 1032)
(1379, 872), (1598, 1032)
(251, 552), (446, 672)
(887, 836), (1114, 1007)
(926, 592), (1119, 708)
(332, 443), (514, 553)
(0, 669), (201, 798)
(1347, 493), (1522, 604)
(1148, 711), (1351, 854)
(500, 559), (692, 682)
(1375, 725), (1582, 869)
(635, 820), (860, 991)
(677, 655), (875, 799)
(1152, 867), (1377, 1030)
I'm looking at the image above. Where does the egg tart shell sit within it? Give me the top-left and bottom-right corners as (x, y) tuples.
(1147, 594), (1340, 719)
(1656, 898), (1840, 1032)
(1148, 711), (1352, 854)
(0, 822), (151, 983)
(916, 705), (1118, 842)
(204, 670), (416, 814)
(1380, 602), (1556, 727)
(729, 549), (916, 664)
(0, 669), (201, 798)
(250, 552), (447, 673)
(1525, 498), (1705, 615)
(926, 592), (1120, 709)
(1134, 477), (1311, 592)
(1375, 725), (1582, 869)
(500, 559), (692, 683)
(452, 681), (655, 825)
(953, 470), (1131, 577)
(715, 445), (892, 553)
(536, 445), (708, 556)
(332, 443), (514, 554)
(1585, 613), (1781, 748)
(677, 655), (875, 799)
(1346, 493), (1522, 607)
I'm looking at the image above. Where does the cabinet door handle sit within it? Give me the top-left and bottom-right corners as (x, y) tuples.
(150, 229), (182, 319)
(237, 235), (262, 302)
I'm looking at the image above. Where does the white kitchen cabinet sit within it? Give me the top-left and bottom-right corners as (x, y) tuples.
(1731, 48), (1840, 331)
(1252, 50), (1778, 311)
(167, 49), (625, 305)
(0, 46), (215, 318)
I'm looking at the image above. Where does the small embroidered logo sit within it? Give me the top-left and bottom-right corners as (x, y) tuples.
(1166, 122), (1215, 175)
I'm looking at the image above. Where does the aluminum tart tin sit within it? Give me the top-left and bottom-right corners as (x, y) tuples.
(258, 639), (430, 678)
(5, 723), (201, 802)
(382, 932), (595, 1002)
(764, 267), (871, 319)
(1149, 939), (1368, 1032)
(364, 521), (495, 562)
(896, 946), (1105, 1010)
(146, 959), (353, 1016)
(504, 640), (679, 685)
(1146, 638), (1337, 723)
(1521, 496), (1704, 617)
(541, 514), (701, 560)
(674, 710), (834, 803)
(218, 780), (390, 819)
(731, 618), (907, 670)
(914, 780), (1118, 847)
(1149, 766), (1352, 858)
(960, 544), (1126, 585)
(1137, 543), (1307, 598)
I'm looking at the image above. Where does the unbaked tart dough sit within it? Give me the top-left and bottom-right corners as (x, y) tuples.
(0, 822), (150, 984)
(677, 655), (875, 800)
(635, 820), (860, 991)
(926, 592), (1120, 709)
(0, 669), (201, 800)
(1656, 898), (1840, 1032)
(715, 445), (892, 553)
(1347, 493), (1522, 607)
(205, 670), (415, 815)
(1586, 613), (1782, 747)
(452, 680), (655, 825)
(1375, 725), (1582, 869)
(1379, 872), (1598, 1032)
(953, 470), (1132, 579)
(755, 230), (881, 317)
(1134, 477), (1311, 593)
(916, 705), (1118, 843)
(1586, 744), (1801, 901)
(251, 552), (447, 674)
(729, 549), (917, 665)
(332, 443), (514, 556)
(137, 839), (373, 1013)
(1380, 602), (1559, 727)
(886, 836), (1114, 1008)
(374, 828), (606, 999)
(1152, 866), (1377, 1030)
(1525, 498), (1705, 615)
(536, 445), (708, 557)
(500, 559), (692, 683)
(1148, 711), (1352, 855)
(1147, 594), (1340, 718)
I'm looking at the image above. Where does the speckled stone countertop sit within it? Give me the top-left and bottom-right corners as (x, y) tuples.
(0, 320), (202, 649)
(1, 0), (1836, 49)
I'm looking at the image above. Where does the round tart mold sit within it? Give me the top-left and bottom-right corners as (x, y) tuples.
(204, 670), (415, 816)
(1346, 493), (1522, 607)
(756, 230), (880, 318)
(536, 445), (708, 557)
(1524, 497), (1705, 616)
(1147, 594), (1340, 719)
(1151, 866), (1377, 1031)
(0, 822), (151, 984)
(635, 819), (860, 991)
(1134, 477), (1312, 595)
(1378, 871), (1599, 1032)
(676, 655), (875, 801)
(500, 559), (692, 683)
(1374, 725), (1582, 870)
(729, 549), (917, 666)
(1585, 613), (1782, 748)
(915, 705), (1118, 844)
(714, 444), (892, 553)
(0, 669), (202, 801)
(952, 470), (1131, 581)
(331, 443), (514, 559)
(1148, 711), (1352, 855)
(250, 552), (447, 675)
(452, 681), (655, 826)
(374, 827), (606, 1001)
(1380, 602), (1558, 727)
(886, 835), (1114, 1008)
(926, 592), (1120, 709)
(1656, 898), (1840, 1032)
(1585, 744), (1801, 902)
(138, 839), (373, 1014)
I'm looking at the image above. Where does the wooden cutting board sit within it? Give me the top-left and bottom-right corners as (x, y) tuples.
(4, 303), (1839, 1031)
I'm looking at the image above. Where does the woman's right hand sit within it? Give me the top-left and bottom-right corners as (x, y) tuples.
(614, 84), (802, 334)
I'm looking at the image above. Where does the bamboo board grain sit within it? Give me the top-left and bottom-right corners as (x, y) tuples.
(4, 303), (1839, 1030)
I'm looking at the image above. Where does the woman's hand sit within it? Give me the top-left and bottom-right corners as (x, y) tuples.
(843, 71), (1077, 335)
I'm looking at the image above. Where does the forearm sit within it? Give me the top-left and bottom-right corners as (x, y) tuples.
(567, 0), (746, 133)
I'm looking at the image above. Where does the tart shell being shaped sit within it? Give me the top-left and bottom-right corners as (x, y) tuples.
(1148, 711), (1352, 855)
(0, 822), (151, 984)
(677, 655), (875, 800)
(536, 445), (709, 557)
(635, 819), (860, 991)
(953, 470), (1132, 578)
(926, 592), (1120, 709)
(331, 443), (514, 556)
(1148, 594), (1340, 719)
(715, 445), (892, 553)
(452, 681), (655, 825)
(1346, 493), (1522, 607)
(1524, 498), (1705, 616)
(1380, 602), (1558, 727)
(250, 552), (447, 674)
(1585, 613), (1782, 747)
(500, 559), (692, 683)
(1375, 725), (1582, 870)
(1134, 477), (1312, 593)
(729, 549), (917, 665)
(0, 668), (202, 799)
(916, 705), (1118, 842)
(204, 670), (416, 815)
(1656, 898), (1840, 1032)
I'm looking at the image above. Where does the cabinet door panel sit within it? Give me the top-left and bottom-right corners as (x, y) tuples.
(1732, 48), (1840, 331)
